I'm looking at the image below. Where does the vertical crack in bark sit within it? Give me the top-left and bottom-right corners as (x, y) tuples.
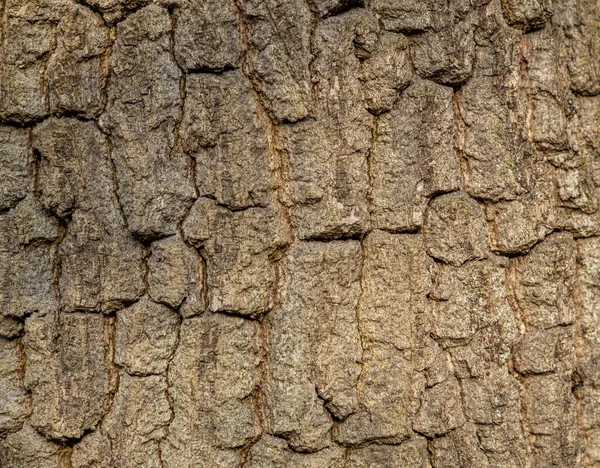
(1, 0), (599, 466)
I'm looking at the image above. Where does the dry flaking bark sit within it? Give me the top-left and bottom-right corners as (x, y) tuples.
(0, 0), (599, 467)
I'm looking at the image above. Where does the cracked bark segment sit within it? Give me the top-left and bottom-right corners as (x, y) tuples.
(33, 118), (145, 313)
(511, 237), (579, 465)
(336, 346), (413, 446)
(0, 317), (23, 339)
(148, 236), (205, 317)
(168, 0), (242, 72)
(420, 338), (452, 388)
(23, 311), (113, 441)
(338, 232), (432, 446)
(304, 242), (362, 421)
(529, 94), (568, 151)
(265, 241), (362, 451)
(47, 4), (110, 119)
(548, 97), (600, 237)
(71, 431), (112, 468)
(521, 373), (579, 466)
(521, 23), (570, 99)
(239, 0), (312, 123)
(371, 80), (459, 232)
(500, 0), (552, 30)
(554, 0), (600, 96)
(80, 0), (150, 25)
(100, 4), (195, 239)
(430, 258), (515, 348)
(439, 260), (519, 393)
(370, 0), (432, 33)
(281, 10), (376, 240)
(486, 199), (543, 255)
(161, 314), (260, 468)
(566, 100), (600, 197)
(247, 435), (345, 467)
(55, 237), (144, 314)
(358, 231), (433, 351)
(358, 31), (412, 115)
(448, 325), (517, 384)
(281, 119), (371, 240)
(33, 118), (113, 219)
(458, 367), (529, 464)
(0, 0), (70, 123)
(114, 298), (180, 376)
(457, 76), (527, 201)
(413, 376), (465, 437)
(346, 438), (429, 467)
(519, 27), (600, 238)
(484, 149), (556, 254)
(0, 15), (47, 121)
(430, 422), (490, 468)
(472, 0), (524, 81)
(0, 126), (30, 211)
(575, 237), (600, 466)
(513, 328), (561, 374)
(411, 16), (475, 86)
(0, 196), (59, 319)
(510, 232), (577, 331)
(0, 425), (68, 468)
(555, 164), (598, 215)
(550, 96), (600, 237)
(369, 0), (457, 33)
(478, 437), (528, 467)
(521, 30), (570, 155)
(568, 96), (600, 162)
(423, 192), (488, 267)
(97, 373), (171, 467)
(183, 198), (289, 317)
(0, 339), (29, 437)
(180, 70), (275, 209)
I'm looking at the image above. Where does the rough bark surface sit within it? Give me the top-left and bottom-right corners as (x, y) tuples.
(0, 0), (599, 467)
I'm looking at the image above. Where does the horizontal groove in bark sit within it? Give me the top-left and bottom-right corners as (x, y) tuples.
(0, 0), (599, 466)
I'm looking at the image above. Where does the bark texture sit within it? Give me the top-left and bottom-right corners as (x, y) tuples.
(0, 0), (599, 467)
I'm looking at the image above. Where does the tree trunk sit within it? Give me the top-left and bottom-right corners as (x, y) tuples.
(1, 0), (599, 466)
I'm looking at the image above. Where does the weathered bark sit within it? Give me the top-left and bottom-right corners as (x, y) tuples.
(1, 0), (599, 466)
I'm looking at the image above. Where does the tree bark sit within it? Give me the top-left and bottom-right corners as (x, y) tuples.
(1, 0), (599, 466)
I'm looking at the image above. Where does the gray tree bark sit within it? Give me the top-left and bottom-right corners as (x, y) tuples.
(0, 0), (599, 466)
